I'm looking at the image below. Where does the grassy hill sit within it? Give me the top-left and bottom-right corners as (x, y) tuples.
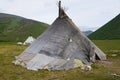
(88, 14), (120, 40)
(0, 13), (48, 42)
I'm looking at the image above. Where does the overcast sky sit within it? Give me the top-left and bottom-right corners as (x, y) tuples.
(0, 0), (120, 31)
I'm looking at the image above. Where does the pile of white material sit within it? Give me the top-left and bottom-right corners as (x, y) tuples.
(81, 65), (92, 71)
(17, 42), (23, 45)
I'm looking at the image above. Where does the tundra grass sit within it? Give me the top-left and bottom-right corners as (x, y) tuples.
(0, 41), (120, 80)
(92, 40), (120, 51)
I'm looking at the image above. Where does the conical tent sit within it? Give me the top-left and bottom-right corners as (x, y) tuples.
(13, 1), (106, 71)
(23, 36), (35, 45)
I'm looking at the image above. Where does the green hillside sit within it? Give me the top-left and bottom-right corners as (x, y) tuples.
(88, 14), (120, 40)
(0, 13), (48, 42)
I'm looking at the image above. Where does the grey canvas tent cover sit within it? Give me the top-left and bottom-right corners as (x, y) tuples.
(13, 1), (106, 71)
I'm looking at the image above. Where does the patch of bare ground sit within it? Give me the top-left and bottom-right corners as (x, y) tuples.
(98, 60), (112, 65)
(44, 75), (65, 80)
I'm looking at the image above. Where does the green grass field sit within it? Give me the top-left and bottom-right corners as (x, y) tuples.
(0, 40), (120, 80)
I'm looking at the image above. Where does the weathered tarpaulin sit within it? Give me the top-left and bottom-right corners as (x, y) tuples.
(13, 1), (106, 71)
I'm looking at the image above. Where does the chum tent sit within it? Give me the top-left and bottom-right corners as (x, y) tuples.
(13, 1), (106, 71)
(23, 36), (35, 45)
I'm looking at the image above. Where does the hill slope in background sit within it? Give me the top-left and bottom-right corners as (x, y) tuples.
(0, 13), (48, 42)
(88, 14), (120, 40)
(82, 30), (93, 35)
